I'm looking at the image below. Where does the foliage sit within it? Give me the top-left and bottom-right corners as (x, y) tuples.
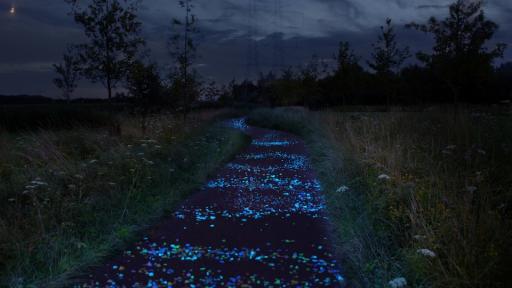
(126, 61), (163, 105)
(0, 104), (117, 132)
(53, 48), (81, 103)
(168, 0), (200, 118)
(0, 110), (248, 286)
(227, 1), (510, 107)
(333, 41), (364, 105)
(66, 0), (145, 100)
(407, 0), (506, 104)
(369, 18), (410, 76)
(248, 107), (512, 288)
(368, 18), (410, 107)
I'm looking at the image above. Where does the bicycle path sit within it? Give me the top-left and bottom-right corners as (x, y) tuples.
(78, 119), (344, 287)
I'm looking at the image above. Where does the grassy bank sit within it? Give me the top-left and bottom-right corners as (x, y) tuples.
(0, 109), (249, 287)
(248, 107), (512, 287)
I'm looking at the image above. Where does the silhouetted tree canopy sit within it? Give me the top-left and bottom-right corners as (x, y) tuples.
(53, 47), (81, 103)
(407, 0), (506, 103)
(66, 0), (145, 101)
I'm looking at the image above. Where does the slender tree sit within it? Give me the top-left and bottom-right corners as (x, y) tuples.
(53, 48), (81, 103)
(66, 0), (145, 102)
(368, 18), (410, 108)
(335, 41), (362, 106)
(407, 0), (506, 104)
(169, 0), (199, 120)
(126, 61), (162, 131)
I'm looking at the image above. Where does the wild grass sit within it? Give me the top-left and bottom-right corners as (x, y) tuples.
(0, 104), (123, 132)
(0, 109), (249, 287)
(248, 107), (512, 288)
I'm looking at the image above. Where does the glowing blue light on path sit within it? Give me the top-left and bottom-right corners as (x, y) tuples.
(79, 120), (344, 288)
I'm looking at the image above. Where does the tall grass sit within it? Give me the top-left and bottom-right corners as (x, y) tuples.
(248, 107), (512, 287)
(0, 104), (124, 132)
(0, 109), (249, 287)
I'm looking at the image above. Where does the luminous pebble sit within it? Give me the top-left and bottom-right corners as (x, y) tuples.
(252, 140), (299, 147)
(90, 241), (344, 287)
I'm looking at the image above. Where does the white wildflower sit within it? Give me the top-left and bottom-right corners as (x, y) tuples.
(378, 174), (391, 181)
(31, 178), (48, 186)
(477, 149), (486, 155)
(413, 235), (427, 241)
(417, 248), (436, 258)
(466, 186), (478, 193)
(442, 145), (457, 155)
(336, 185), (350, 193)
(89, 159), (98, 164)
(389, 277), (407, 288)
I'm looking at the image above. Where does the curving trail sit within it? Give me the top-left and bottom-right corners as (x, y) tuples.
(78, 119), (344, 287)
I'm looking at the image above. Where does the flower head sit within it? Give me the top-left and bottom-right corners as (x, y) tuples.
(389, 277), (407, 288)
(417, 248), (436, 258)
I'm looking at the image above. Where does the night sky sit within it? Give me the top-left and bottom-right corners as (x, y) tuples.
(1, 0), (511, 98)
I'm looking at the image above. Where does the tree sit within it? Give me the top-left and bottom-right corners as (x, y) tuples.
(169, 0), (199, 119)
(202, 80), (221, 103)
(368, 18), (410, 107)
(66, 0), (145, 102)
(126, 61), (162, 105)
(334, 41), (363, 106)
(407, 0), (506, 104)
(299, 55), (327, 109)
(53, 48), (81, 103)
(126, 61), (162, 131)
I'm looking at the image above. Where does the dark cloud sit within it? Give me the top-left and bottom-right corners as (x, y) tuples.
(1, 0), (511, 98)
(417, 4), (449, 9)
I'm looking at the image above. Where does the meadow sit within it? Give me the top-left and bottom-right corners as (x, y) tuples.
(1, 104), (511, 287)
(248, 107), (512, 288)
(0, 107), (248, 287)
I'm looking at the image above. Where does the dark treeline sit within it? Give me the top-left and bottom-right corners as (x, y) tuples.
(224, 1), (511, 108)
(52, 0), (512, 112)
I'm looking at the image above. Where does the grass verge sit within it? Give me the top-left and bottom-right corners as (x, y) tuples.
(0, 109), (249, 287)
(248, 107), (512, 288)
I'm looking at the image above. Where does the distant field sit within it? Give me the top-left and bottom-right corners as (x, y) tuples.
(0, 104), (128, 132)
(248, 107), (512, 288)
(0, 108), (249, 286)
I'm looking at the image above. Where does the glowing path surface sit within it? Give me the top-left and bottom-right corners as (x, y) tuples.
(77, 119), (345, 287)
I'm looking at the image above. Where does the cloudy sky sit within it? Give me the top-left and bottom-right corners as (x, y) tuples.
(1, 0), (511, 98)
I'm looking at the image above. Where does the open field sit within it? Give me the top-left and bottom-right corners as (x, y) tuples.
(248, 107), (512, 288)
(0, 109), (249, 287)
